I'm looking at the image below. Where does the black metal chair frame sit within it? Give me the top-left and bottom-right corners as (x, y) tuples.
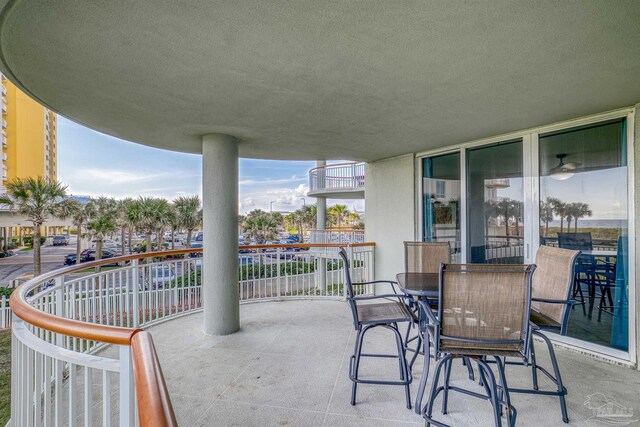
(421, 264), (536, 427)
(338, 248), (414, 409)
(485, 249), (580, 424)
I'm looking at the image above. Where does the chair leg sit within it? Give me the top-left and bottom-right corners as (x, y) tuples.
(529, 336), (539, 390)
(404, 321), (413, 348)
(495, 357), (516, 427)
(350, 328), (366, 406)
(409, 333), (422, 370)
(392, 324), (412, 410)
(463, 357), (475, 381)
(476, 359), (502, 427)
(415, 333), (431, 414)
(534, 331), (569, 423)
(441, 357), (453, 415)
(423, 355), (450, 427)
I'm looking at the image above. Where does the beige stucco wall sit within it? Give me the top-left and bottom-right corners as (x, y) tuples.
(365, 154), (416, 283)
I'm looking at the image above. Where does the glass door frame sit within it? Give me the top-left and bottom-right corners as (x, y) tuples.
(416, 107), (636, 365)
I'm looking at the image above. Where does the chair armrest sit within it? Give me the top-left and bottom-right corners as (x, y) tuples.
(531, 297), (572, 305)
(350, 294), (412, 302)
(352, 280), (401, 294)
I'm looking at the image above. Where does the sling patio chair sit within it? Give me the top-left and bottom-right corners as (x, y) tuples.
(512, 245), (580, 423)
(338, 247), (415, 409)
(403, 242), (450, 366)
(421, 263), (536, 427)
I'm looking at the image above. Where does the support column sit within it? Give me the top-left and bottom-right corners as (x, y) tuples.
(202, 133), (240, 335)
(316, 161), (327, 291)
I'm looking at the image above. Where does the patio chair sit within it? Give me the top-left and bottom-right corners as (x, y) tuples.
(338, 248), (415, 409)
(558, 232), (592, 313)
(421, 263), (535, 427)
(403, 242), (451, 367)
(508, 245), (579, 424)
(404, 241), (451, 274)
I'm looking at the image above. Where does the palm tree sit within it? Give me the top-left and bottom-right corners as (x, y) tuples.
(496, 198), (515, 241)
(174, 195), (201, 248)
(571, 202), (592, 231)
(242, 209), (278, 244)
(127, 197), (163, 252)
(0, 177), (68, 276)
(328, 204), (349, 229)
(117, 198), (134, 255)
(540, 198), (555, 236)
(549, 198), (566, 233)
(85, 197), (118, 260)
(66, 198), (96, 264)
(166, 204), (179, 250)
(152, 198), (172, 252)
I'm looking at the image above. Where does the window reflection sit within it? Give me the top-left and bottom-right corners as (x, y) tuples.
(423, 153), (461, 262)
(467, 140), (524, 264)
(539, 119), (628, 351)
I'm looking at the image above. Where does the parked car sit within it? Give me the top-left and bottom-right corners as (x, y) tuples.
(80, 249), (119, 265)
(64, 253), (77, 265)
(52, 235), (69, 246)
(189, 242), (203, 257)
(143, 265), (176, 290)
(195, 231), (204, 242)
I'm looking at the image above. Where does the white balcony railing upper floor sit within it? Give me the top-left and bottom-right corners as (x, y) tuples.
(308, 161), (366, 198)
(8, 242), (375, 426)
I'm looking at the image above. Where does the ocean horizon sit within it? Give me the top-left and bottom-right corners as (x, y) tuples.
(547, 219), (627, 228)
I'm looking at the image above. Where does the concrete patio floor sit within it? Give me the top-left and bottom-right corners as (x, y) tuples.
(142, 300), (639, 426)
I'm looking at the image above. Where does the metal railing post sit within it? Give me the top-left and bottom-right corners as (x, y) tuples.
(131, 259), (140, 328)
(276, 247), (281, 298)
(119, 345), (136, 427)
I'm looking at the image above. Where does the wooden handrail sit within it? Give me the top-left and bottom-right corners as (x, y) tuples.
(308, 161), (364, 173)
(131, 331), (178, 427)
(10, 244), (374, 341)
(9, 242), (375, 426)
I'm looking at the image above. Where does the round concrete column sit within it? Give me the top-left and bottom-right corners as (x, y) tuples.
(202, 133), (240, 335)
(315, 161), (327, 290)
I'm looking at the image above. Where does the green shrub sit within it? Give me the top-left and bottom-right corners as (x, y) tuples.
(23, 236), (46, 247)
(0, 287), (14, 299)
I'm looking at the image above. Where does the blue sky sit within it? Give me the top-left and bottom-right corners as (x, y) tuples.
(58, 116), (364, 214)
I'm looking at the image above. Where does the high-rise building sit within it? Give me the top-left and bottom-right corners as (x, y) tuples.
(1, 73), (57, 191)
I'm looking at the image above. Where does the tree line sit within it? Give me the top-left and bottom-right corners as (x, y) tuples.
(239, 204), (363, 244)
(0, 177), (202, 276)
(540, 197), (592, 236)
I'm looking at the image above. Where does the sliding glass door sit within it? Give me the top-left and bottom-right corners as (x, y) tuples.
(538, 119), (629, 351)
(420, 113), (633, 357)
(422, 153), (461, 261)
(466, 140), (524, 264)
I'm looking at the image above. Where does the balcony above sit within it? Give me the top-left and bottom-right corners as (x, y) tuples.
(308, 162), (365, 199)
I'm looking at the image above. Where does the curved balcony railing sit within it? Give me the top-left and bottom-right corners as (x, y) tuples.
(308, 229), (365, 247)
(308, 162), (366, 196)
(9, 243), (375, 426)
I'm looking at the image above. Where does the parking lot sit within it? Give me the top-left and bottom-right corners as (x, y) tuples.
(0, 239), (79, 286)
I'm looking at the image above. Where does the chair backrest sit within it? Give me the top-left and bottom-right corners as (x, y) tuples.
(437, 263), (535, 356)
(557, 232), (593, 250)
(338, 247), (359, 329)
(531, 246), (580, 331)
(404, 241), (450, 274)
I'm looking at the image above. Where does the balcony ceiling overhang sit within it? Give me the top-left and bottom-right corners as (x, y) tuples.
(1, 1), (640, 162)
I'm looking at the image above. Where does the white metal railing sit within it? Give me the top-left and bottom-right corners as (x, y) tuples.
(1, 295), (10, 328)
(308, 162), (366, 194)
(9, 243), (375, 426)
(308, 229), (365, 246)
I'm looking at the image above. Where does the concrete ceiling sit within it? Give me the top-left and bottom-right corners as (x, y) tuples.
(1, 1), (639, 162)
